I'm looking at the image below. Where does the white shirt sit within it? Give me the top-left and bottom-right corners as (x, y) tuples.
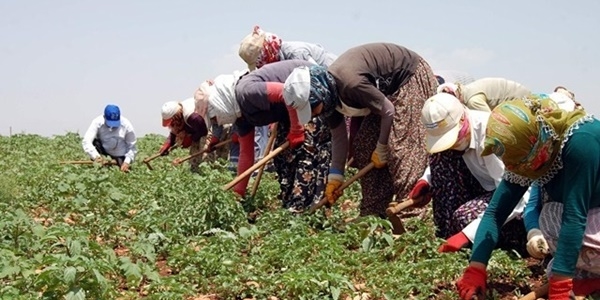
(82, 115), (137, 164)
(421, 109), (504, 191)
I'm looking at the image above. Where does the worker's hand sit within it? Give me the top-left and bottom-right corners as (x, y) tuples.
(526, 229), (550, 259)
(159, 143), (171, 156)
(370, 142), (389, 168)
(408, 179), (432, 208)
(206, 136), (220, 153)
(120, 162), (130, 173)
(456, 264), (487, 300)
(94, 156), (104, 164)
(549, 277), (573, 299)
(438, 231), (470, 253)
(325, 171), (344, 206)
(231, 132), (239, 143)
(287, 129), (305, 149)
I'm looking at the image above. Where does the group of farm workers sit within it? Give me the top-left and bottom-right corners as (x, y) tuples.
(79, 25), (599, 299)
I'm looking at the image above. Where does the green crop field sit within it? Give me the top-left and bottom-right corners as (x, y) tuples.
(0, 133), (560, 299)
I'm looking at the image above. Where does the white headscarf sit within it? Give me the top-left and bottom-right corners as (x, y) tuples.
(207, 70), (247, 125)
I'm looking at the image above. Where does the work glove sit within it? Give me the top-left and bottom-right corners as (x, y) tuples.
(231, 132), (239, 143)
(120, 162), (130, 173)
(573, 278), (600, 296)
(287, 129), (305, 149)
(181, 135), (193, 148)
(526, 229), (550, 259)
(206, 136), (220, 153)
(325, 169), (344, 206)
(438, 231), (470, 253)
(159, 141), (171, 156)
(408, 179), (432, 207)
(456, 265), (487, 300)
(549, 277), (573, 300)
(370, 142), (389, 168)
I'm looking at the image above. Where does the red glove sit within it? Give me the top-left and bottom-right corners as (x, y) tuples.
(438, 231), (470, 253)
(159, 140), (171, 156)
(287, 129), (305, 149)
(409, 179), (432, 207)
(573, 278), (600, 296)
(456, 265), (487, 300)
(231, 132), (239, 143)
(549, 277), (573, 299)
(207, 136), (219, 153)
(181, 135), (193, 148)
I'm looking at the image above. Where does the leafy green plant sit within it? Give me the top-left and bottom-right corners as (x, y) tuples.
(0, 133), (552, 299)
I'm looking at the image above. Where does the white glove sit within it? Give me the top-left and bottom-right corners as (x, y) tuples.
(526, 229), (549, 259)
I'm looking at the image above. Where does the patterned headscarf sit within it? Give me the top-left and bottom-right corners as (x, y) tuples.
(308, 65), (340, 118)
(481, 95), (591, 186)
(254, 26), (282, 68)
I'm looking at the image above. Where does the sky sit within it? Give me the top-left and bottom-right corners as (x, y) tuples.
(1, 0), (599, 137)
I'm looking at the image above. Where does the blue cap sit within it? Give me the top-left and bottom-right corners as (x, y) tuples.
(104, 104), (121, 127)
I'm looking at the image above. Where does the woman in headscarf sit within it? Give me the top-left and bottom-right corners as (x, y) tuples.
(283, 42), (438, 217)
(437, 77), (531, 112)
(238, 25), (338, 71)
(238, 25), (338, 168)
(411, 93), (528, 255)
(198, 59), (331, 212)
(158, 97), (208, 173)
(455, 96), (600, 299)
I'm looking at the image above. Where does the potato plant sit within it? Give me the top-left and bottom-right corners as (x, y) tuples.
(0, 133), (562, 299)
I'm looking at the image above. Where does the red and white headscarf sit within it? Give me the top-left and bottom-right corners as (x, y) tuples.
(253, 26), (282, 68)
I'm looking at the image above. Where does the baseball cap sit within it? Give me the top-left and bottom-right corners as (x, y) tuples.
(161, 101), (180, 127)
(104, 104), (121, 127)
(421, 93), (465, 153)
(239, 31), (265, 71)
(283, 66), (312, 125)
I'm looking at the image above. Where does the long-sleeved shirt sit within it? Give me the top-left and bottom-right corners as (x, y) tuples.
(460, 78), (531, 112)
(420, 110), (504, 191)
(523, 184), (543, 232)
(471, 118), (600, 277)
(234, 59), (314, 136)
(233, 59), (315, 194)
(326, 43), (421, 172)
(164, 98), (208, 146)
(82, 115), (137, 164)
(280, 41), (338, 67)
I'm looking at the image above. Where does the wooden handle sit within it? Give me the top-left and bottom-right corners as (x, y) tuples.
(386, 198), (416, 216)
(143, 152), (162, 163)
(309, 162), (376, 213)
(518, 283), (548, 300)
(59, 160), (116, 166)
(222, 141), (290, 191)
(250, 125), (278, 198)
(173, 139), (231, 166)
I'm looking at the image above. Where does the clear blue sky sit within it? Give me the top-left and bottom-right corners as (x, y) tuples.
(1, 0), (598, 137)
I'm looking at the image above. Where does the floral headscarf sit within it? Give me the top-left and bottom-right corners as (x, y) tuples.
(254, 26), (282, 68)
(481, 95), (591, 186)
(307, 65), (340, 118)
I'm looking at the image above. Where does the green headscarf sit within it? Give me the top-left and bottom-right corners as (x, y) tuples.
(482, 95), (590, 186)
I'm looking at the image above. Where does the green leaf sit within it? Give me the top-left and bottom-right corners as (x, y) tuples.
(330, 286), (341, 300)
(68, 240), (82, 256)
(361, 237), (373, 252)
(63, 266), (77, 284)
(65, 287), (86, 300)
